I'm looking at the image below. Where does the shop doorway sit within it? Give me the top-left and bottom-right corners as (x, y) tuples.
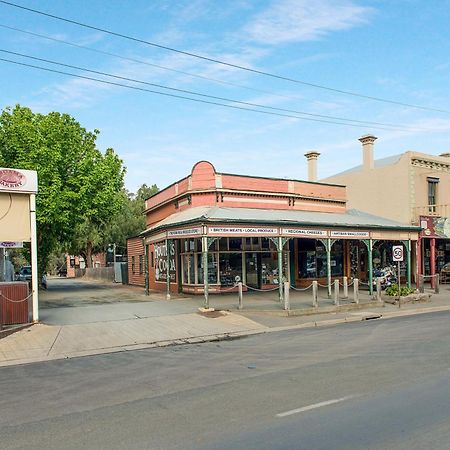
(245, 252), (261, 288)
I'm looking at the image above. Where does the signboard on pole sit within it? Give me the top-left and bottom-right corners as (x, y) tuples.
(392, 245), (404, 262)
(392, 245), (404, 307)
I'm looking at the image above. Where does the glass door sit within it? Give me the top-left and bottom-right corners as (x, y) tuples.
(245, 252), (260, 288)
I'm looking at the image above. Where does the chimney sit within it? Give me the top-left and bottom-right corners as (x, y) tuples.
(304, 151), (320, 182)
(439, 152), (450, 158)
(359, 134), (377, 170)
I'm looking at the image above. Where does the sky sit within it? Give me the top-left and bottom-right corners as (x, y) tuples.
(1, 0), (450, 192)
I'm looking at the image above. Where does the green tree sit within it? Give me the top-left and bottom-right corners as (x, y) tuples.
(103, 183), (159, 254)
(0, 104), (125, 273)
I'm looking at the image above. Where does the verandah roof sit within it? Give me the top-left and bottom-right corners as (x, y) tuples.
(142, 206), (420, 236)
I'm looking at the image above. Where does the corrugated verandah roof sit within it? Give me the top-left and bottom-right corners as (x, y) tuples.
(142, 206), (420, 236)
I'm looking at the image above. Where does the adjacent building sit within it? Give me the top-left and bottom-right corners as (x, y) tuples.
(128, 160), (419, 302)
(323, 135), (450, 282)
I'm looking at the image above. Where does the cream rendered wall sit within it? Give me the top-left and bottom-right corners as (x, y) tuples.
(409, 152), (450, 221)
(323, 154), (411, 224)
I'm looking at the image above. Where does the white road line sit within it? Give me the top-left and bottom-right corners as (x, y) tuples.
(276, 395), (355, 418)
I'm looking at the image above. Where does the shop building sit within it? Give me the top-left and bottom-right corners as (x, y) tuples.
(127, 161), (419, 301)
(323, 136), (450, 282)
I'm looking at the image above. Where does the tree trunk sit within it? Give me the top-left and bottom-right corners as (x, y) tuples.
(85, 242), (93, 268)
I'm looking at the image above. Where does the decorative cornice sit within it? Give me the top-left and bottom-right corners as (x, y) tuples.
(411, 158), (450, 172)
(144, 188), (346, 213)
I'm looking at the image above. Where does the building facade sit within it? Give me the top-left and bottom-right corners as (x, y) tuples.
(128, 161), (419, 301)
(323, 135), (450, 282)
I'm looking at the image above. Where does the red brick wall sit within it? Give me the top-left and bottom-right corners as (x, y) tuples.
(190, 161), (216, 189)
(127, 237), (145, 286)
(146, 202), (177, 228)
(221, 174), (289, 193)
(142, 161), (348, 230)
(148, 241), (178, 293)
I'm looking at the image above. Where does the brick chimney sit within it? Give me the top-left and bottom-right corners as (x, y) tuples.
(359, 134), (377, 170)
(304, 151), (320, 182)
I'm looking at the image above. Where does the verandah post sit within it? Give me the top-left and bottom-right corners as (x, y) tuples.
(277, 236), (284, 303)
(326, 238), (332, 298)
(368, 239), (373, 296)
(166, 239), (171, 300)
(202, 236), (209, 309)
(406, 239), (411, 289)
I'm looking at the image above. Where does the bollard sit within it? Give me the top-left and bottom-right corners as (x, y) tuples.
(343, 276), (348, 299)
(334, 279), (340, 306)
(376, 278), (382, 302)
(238, 282), (243, 310)
(419, 275), (424, 293)
(435, 274), (440, 294)
(354, 278), (359, 304)
(312, 281), (318, 307)
(284, 281), (290, 311)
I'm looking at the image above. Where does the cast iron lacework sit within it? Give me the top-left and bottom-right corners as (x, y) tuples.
(207, 237), (219, 249)
(268, 237), (291, 250)
(318, 238), (337, 251)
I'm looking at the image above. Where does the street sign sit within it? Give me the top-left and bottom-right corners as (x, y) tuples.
(393, 245), (404, 262)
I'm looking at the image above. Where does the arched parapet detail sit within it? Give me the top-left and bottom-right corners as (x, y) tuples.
(190, 161), (216, 190)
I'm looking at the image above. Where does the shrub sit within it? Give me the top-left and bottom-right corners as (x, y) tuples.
(385, 284), (415, 296)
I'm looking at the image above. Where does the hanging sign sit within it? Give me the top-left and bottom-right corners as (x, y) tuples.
(0, 241), (23, 248)
(167, 227), (202, 238)
(330, 230), (370, 239)
(282, 228), (327, 238)
(207, 226), (278, 236)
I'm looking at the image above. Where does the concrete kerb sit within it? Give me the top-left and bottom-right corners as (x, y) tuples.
(220, 301), (386, 317)
(2, 304), (450, 368)
(0, 328), (266, 368)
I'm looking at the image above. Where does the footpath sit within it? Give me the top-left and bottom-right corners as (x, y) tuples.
(0, 279), (449, 367)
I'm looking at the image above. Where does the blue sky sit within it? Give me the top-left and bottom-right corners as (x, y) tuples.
(1, 0), (450, 192)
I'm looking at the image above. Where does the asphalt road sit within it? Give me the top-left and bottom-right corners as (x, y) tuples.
(2, 312), (450, 449)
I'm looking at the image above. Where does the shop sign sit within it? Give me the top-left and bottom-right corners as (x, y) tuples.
(330, 230), (370, 239)
(0, 241), (23, 248)
(208, 226), (278, 236)
(0, 167), (37, 193)
(154, 241), (176, 282)
(282, 228), (327, 238)
(420, 215), (450, 238)
(167, 227), (202, 238)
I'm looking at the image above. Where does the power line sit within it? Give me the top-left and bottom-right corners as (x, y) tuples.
(0, 48), (420, 131)
(0, 56), (412, 130)
(1, 0), (449, 115)
(0, 23), (300, 102)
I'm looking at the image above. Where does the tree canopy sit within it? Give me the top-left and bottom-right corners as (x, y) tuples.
(103, 183), (159, 256)
(0, 105), (126, 272)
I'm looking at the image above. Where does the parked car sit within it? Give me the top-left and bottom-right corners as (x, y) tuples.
(16, 266), (32, 282)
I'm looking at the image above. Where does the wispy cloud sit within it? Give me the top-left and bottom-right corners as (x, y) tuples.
(242, 0), (373, 44)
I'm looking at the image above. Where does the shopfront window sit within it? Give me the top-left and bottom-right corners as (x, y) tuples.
(219, 253), (242, 286)
(331, 242), (344, 276)
(182, 253), (195, 284)
(261, 253), (279, 286)
(298, 239), (343, 278)
(197, 252), (219, 284)
(179, 236), (288, 288)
